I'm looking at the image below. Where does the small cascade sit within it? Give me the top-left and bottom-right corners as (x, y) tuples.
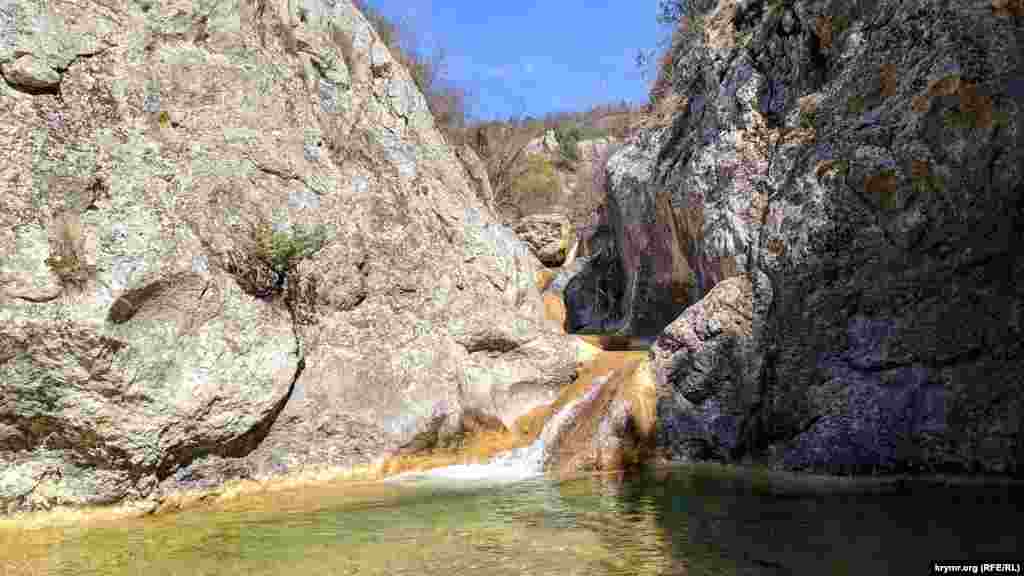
(385, 373), (615, 485)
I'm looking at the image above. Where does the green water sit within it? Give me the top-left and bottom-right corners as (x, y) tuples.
(5, 466), (1022, 576)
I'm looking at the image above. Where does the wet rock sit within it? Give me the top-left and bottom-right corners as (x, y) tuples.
(564, 135), (694, 337)
(651, 272), (773, 461)
(537, 353), (658, 475)
(613, 0), (1024, 474)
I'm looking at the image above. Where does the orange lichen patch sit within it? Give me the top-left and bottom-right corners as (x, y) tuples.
(957, 82), (994, 130)
(865, 169), (900, 210)
(911, 93), (931, 113)
(910, 159), (931, 180)
(913, 74), (962, 114)
(535, 268), (557, 292)
(816, 16), (834, 50)
(880, 63), (899, 98)
(916, 76), (995, 130)
(930, 74), (963, 98)
(543, 292), (567, 326)
(992, 0), (1024, 17)
(815, 159), (839, 179)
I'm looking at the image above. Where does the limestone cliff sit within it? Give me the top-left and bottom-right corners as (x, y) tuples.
(578, 0), (1023, 474)
(0, 0), (578, 513)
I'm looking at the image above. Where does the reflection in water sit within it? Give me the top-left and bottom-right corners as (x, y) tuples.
(1, 466), (1020, 576)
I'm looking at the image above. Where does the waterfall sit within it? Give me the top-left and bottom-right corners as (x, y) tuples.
(385, 372), (615, 485)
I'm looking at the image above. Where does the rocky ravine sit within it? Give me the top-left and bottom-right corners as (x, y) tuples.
(0, 0), (579, 513)
(570, 0), (1023, 475)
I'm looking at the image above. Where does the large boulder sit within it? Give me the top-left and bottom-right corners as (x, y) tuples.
(0, 0), (576, 513)
(513, 213), (575, 267)
(605, 0), (1023, 474)
(651, 272), (773, 462)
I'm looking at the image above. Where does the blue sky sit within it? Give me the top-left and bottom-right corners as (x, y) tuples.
(365, 1), (669, 121)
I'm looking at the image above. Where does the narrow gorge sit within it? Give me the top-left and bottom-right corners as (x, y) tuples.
(2, 0), (1022, 526)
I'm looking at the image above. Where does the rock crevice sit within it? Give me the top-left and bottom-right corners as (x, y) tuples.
(583, 0), (1023, 475)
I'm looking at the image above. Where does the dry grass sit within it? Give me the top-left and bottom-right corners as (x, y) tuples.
(44, 211), (88, 287)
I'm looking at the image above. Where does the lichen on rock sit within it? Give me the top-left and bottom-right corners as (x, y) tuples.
(585, 0), (1024, 475)
(0, 0), (576, 513)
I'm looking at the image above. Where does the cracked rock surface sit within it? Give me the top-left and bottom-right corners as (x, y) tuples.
(0, 0), (576, 513)
(594, 0), (1024, 475)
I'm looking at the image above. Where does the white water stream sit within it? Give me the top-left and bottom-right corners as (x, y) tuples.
(385, 372), (615, 485)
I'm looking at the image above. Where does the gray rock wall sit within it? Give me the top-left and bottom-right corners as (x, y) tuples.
(0, 0), (576, 513)
(606, 0), (1023, 475)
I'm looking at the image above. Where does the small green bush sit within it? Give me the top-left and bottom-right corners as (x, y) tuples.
(226, 220), (327, 301)
(737, 30), (754, 49)
(510, 156), (560, 207)
(847, 94), (866, 115)
(833, 14), (851, 36)
(799, 108), (816, 130)
(943, 108), (981, 131)
(554, 124), (582, 165)
(253, 221), (327, 274)
(45, 212), (89, 287)
(911, 170), (946, 198)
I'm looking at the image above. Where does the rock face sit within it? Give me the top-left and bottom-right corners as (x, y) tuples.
(514, 349), (658, 476)
(604, 0), (1024, 475)
(565, 136), (695, 336)
(0, 0), (576, 513)
(512, 213), (575, 267)
(652, 272), (772, 462)
(455, 144), (495, 211)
